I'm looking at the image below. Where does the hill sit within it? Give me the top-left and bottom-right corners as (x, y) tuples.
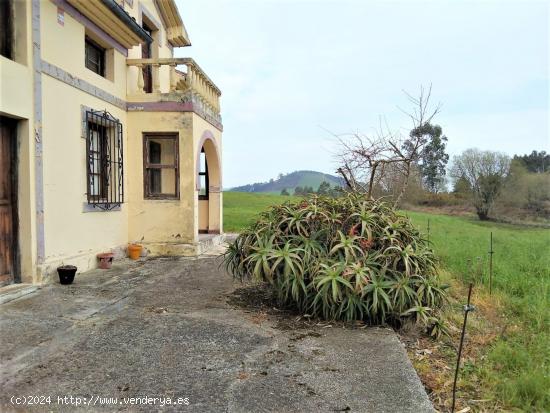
(229, 170), (344, 194)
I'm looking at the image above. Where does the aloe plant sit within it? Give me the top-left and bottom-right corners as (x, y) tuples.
(244, 234), (277, 281)
(329, 231), (363, 261)
(223, 193), (448, 336)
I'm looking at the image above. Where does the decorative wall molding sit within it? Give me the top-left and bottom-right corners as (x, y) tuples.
(41, 60), (127, 110)
(184, 92), (223, 130)
(128, 97), (223, 131)
(33, 0), (46, 265)
(41, 61), (223, 130)
(82, 203), (121, 213)
(127, 101), (193, 112)
(80, 104), (92, 138)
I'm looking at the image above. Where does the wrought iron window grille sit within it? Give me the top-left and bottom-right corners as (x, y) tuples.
(85, 109), (123, 210)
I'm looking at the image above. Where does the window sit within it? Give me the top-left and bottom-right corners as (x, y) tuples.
(85, 36), (105, 77)
(0, 0), (13, 59)
(198, 148), (209, 200)
(143, 134), (179, 199)
(141, 21), (154, 93)
(86, 110), (123, 210)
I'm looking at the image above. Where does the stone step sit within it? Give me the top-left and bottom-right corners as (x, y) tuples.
(197, 234), (226, 255)
(0, 283), (40, 305)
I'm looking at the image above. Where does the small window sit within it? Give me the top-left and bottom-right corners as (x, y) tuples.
(143, 134), (179, 199)
(85, 36), (105, 77)
(198, 148), (209, 200)
(86, 110), (124, 210)
(0, 0), (13, 59)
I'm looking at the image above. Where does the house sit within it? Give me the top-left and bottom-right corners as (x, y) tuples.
(0, 0), (223, 287)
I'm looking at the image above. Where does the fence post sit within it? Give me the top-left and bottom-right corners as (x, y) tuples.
(451, 283), (475, 413)
(427, 218), (430, 243)
(488, 232), (494, 295)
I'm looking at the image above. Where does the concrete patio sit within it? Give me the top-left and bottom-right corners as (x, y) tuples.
(0, 248), (433, 412)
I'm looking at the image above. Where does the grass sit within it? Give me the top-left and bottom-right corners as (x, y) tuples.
(223, 192), (550, 411)
(223, 192), (298, 232)
(404, 211), (549, 412)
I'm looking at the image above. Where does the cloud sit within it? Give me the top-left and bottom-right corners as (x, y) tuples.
(176, 0), (549, 188)
(444, 108), (550, 157)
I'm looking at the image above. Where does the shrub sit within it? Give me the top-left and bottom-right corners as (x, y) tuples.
(224, 193), (448, 333)
(416, 192), (466, 207)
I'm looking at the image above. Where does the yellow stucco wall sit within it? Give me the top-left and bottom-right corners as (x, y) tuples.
(0, 0), (32, 118)
(41, 1), (128, 100)
(125, 0), (175, 95)
(0, 60), (35, 282)
(39, 76), (129, 280)
(198, 200), (208, 230)
(0, 0), (36, 283)
(33, 1), (130, 280)
(2, 0), (222, 284)
(0, 58), (33, 119)
(127, 111), (196, 245)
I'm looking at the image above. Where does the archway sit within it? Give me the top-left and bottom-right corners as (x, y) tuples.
(196, 131), (222, 234)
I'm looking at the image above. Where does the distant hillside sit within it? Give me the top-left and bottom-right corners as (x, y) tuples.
(229, 170), (344, 194)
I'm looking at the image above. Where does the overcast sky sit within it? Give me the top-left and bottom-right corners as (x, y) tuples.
(175, 0), (549, 188)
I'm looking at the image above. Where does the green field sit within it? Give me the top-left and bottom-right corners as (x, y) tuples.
(223, 191), (550, 411)
(224, 192), (299, 232)
(405, 211), (549, 411)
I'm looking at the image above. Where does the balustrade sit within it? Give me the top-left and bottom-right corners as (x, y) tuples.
(126, 57), (221, 113)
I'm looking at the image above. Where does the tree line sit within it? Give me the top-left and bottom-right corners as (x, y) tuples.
(280, 181), (343, 197)
(334, 86), (549, 222)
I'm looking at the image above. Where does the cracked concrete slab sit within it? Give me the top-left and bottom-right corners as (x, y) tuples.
(0, 253), (433, 412)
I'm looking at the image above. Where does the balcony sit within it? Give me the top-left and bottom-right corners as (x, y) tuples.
(126, 58), (222, 128)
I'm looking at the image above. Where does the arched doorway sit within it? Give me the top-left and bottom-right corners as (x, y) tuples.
(197, 132), (221, 234)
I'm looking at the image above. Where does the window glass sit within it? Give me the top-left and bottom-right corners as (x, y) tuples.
(147, 168), (177, 196)
(199, 175), (207, 196)
(198, 147), (209, 199)
(200, 151), (206, 172)
(144, 135), (179, 199)
(85, 37), (105, 77)
(148, 138), (176, 165)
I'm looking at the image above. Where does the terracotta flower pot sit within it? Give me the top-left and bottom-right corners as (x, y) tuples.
(97, 252), (114, 269)
(57, 265), (77, 285)
(128, 244), (143, 260)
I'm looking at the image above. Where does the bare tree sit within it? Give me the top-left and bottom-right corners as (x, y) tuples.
(335, 85), (441, 205)
(450, 149), (511, 220)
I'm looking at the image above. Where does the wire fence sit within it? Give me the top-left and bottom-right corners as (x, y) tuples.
(420, 219), (497, 413)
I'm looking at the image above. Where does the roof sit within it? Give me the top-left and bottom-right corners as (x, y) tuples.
(66, 0), (153, 47)
(154, 0), (191, 47)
